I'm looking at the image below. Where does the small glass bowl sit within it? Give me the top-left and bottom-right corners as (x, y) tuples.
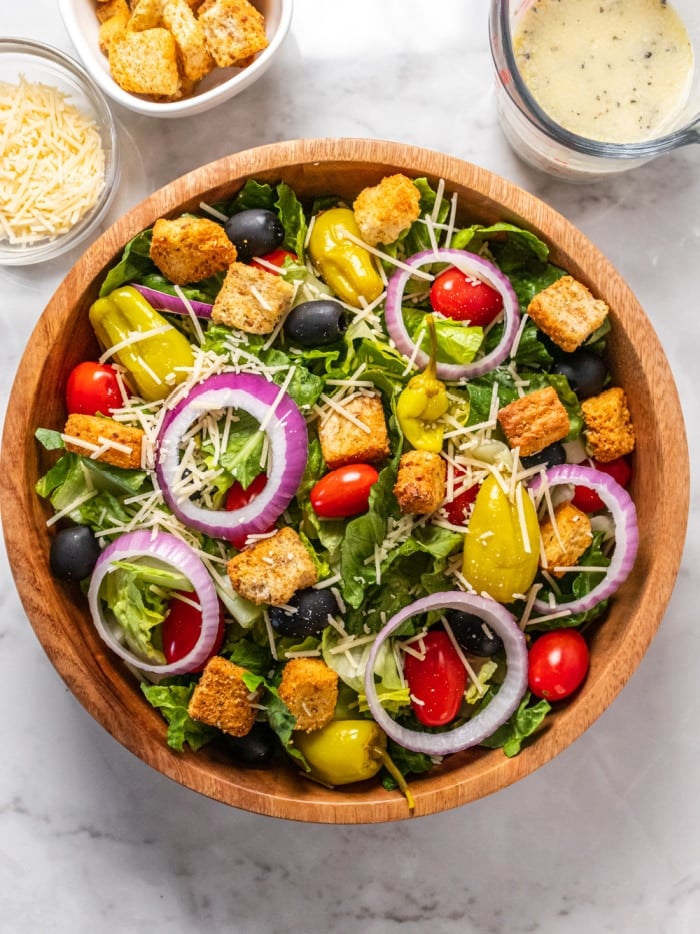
(0, 38), (119, 266)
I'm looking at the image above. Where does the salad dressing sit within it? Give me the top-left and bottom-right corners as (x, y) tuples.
(513, 0), (694, 143)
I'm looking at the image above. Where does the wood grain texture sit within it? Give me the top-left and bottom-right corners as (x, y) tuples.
(0, 139), (689, 823)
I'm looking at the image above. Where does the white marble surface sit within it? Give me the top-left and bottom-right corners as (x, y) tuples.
(1, 2), (699, 931)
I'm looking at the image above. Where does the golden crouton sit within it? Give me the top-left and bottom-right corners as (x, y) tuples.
(581, 386), (635, 462)
(211, 262), (295, 335)
(108, 28), (181, 97)
(393, 450), (446, 515)
(497, 386), (570, 457)
(187, 656), (259, 737)
(527, 275), (609, 353)
(227, 527), (318, 606)
(539, 502), (593, 577)
(149, 215), (236, 285)
(352, 174), (422, 246)
(95, 0), (130, 23)
(63, 414), (144, 470)
(198, 0), (269, 68)
(162, 0), (214, 83)
(317, 395), (391, 470)
(98, 12), (131, 54)
(278, 659), (338, 733)
(127, 0), (164, 31)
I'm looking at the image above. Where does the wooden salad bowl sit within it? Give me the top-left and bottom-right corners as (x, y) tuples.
(0, 139), (689, 823)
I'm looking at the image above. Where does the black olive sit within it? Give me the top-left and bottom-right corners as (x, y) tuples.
(520, 441), (567, 471)
(284, 299), (349, 347)
(224, 208), (284, 262)
(218, 721), (279, 768)
(269, 587), (339, 638)
(446, 610), (503, 657)
(49, 525), (101, 581)
(552, 350), (607, 400)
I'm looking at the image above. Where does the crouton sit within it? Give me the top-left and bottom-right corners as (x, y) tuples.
(95, 0), (131, 23)
(127, 0), (164, 31)
(162, 0), (214, 83)
(497, 385), (570, 457)
(198, 0), (269, 68)
(581, 386), (635, 462)
(226, 527), (318, 606)
(108, 28), (181, 97)
(98, 11), (131, 54)
(278, 658), (338, 733)
(527, 275), (609, 353)
(187, 656), (259, 737)
(539, 502), (593, 577)
(149, 215), (236, 284)
(211, 262), (294, 335)
(393, 450), (446, 515)
(352, 174), (422, 246)
(317, 395), (391, 470)
(63, 414), (144, 470)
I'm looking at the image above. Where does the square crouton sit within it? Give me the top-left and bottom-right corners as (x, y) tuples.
(162, 0), (215, 82)
(352, 174), (422, 246)
(98, 12), (131, 54)
(198, 0), (269, 68)
(187, 656), (259, 737)
(211, 262), (294, 334)
(278, 659), (338, 733)
(227, 527), (318, 607)
(149, 215), (236, 284)
(581, 386), (635, 462)
(95, 0), (131, 23)
(108, 28), (181, 97)
(63, 414), (144, 470)
(497, 385), (570, 457)
(127, 0), (164, 31)
(539, 502), (593, 577)
(527, 275), (609, 353)
(317, 395), (390, 470)
(393, 450), (446, 515)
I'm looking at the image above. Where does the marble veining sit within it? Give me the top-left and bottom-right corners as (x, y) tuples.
(1, 2), (699, 932)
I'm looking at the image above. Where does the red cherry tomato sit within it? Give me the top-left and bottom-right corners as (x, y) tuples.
(225, 473), (271, 548)
(430, 267), (504, 325)
(251, 249), (297, 272)
(65, 361), (124, 416)
(443, 482), (478, 527)
(310, 464), (379, 519)
(162, 594), (225, 672)
(571, 456), (632, 513)
(528, 629), (589, 701)
(403, 630), (467, 726)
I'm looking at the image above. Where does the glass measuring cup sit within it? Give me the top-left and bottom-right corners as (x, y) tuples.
(489, 0), (700, 180)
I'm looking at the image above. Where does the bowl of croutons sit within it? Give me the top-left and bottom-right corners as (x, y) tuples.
(0, 138), (689, 823)
(58, 0), (293, 117)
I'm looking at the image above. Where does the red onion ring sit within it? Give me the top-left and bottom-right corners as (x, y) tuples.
(363, 591), (528, 755)
(131, 283), (213, 318)
(87, 530), (220, 676)
(156, 372), (308, 540)
(529, 463), (639, 615)
(384, 249), (520, 380)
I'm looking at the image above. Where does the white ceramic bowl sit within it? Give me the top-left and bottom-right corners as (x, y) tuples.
(0, 38), (119, 266)
(58, 0), (293, 119)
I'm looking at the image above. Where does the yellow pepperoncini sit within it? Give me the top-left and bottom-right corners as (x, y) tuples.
(462, 473), (540, 604)
(89, 286), (194, 402)
(307, 207), (384, 308)
(396, 316), (449, 452)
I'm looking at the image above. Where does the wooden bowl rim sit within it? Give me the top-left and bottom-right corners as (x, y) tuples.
(0, 138), (689, 823)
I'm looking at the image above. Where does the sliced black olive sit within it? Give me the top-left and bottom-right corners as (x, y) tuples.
(218, 721), (280, 768)
(224, 208), (284, 262)
(552, 349), (607, 400)
(269, 587), (339, 638)
(49, 525), (101, 581)
(446, 609), (504, 657)
(284, 299), (349, 347)
(520, 441), (567, 470)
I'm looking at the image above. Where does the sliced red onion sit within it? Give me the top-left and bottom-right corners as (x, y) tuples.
(384, 249), (520, 381)
(87, 530), (220, 676)
(156, 372), (308, 540)
(363, 591), (528, 755)
(131, 283), (213, 318)
(530, 463), (639, 615)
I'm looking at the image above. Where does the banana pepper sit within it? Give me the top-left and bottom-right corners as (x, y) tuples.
(396, 316), (449, 452)
(89, 286), (194, 402)
(462, 473), (540, 604)
(307, 207), (383, 308)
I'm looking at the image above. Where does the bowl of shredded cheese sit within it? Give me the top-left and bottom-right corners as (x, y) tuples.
(0, 38), (119, 265)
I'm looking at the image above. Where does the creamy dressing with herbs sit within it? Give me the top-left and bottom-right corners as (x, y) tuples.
(514, 0), (694, 143)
